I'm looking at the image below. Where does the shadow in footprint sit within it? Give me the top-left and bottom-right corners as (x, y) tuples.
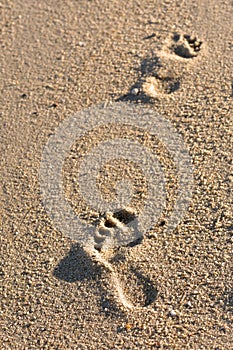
(130, 268), (158, 307)
(170, 33), (203, 59)
(53, 244), (125, 317)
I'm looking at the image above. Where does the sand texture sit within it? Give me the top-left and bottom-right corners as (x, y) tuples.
(1, 0), (233, 349)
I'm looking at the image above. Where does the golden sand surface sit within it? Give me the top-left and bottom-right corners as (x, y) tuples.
(1, 0), (232, 349)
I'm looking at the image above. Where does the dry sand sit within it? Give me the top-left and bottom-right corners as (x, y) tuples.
(1, 0), (233, 349)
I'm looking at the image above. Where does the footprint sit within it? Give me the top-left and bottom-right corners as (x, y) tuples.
(91, 208), (142, 251)
(140, 75), (180, 98)
(117, 54), (181, 102)
(165, 32), (203, 59)
(127, 68), (180, 100)
(84, 209), (157, 311)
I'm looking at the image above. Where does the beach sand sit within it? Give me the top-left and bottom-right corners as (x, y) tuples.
(1, 0), (232, 349)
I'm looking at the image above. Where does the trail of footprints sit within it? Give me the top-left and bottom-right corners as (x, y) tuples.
(127, 32), (203, 101)
(85, 32), (203, 311)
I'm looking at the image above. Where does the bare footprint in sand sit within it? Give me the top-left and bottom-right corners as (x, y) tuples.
(140, 75), (180, 98)
(84, 208), (158, 311)
(162, 32), (203, 59)
(118, 54), (181, 102)
(118, 32), (204, 103)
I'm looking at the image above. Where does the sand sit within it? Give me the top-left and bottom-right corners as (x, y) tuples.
(1, 0), (233, 349)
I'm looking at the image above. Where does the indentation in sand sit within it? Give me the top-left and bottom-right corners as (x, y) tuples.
(84, 208), (157, 311)
(162, 32), (203, 59)
(93, 207), (140, 251)
(141, 75), (180, 98)
(85, 244), (157, 311)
